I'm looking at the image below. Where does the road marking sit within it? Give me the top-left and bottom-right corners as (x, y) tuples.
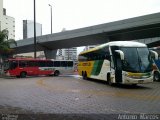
(36, 78), (47, 86)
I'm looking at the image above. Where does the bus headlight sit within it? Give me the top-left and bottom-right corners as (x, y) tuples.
(125, 72), (141, 79)
(125, 72), (151, 79)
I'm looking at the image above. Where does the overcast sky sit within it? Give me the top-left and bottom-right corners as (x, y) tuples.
(3, 0), (160, 53)
(3, 0), (160, 39)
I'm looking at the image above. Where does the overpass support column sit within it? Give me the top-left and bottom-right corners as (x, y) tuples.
(44, 49), (57, 59)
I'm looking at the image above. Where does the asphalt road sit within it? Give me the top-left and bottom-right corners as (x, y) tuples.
(0, 75), (159, 119)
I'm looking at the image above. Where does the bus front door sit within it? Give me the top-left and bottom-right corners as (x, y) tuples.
(115, 55), (122, 83)
(111, 46), (123, 83)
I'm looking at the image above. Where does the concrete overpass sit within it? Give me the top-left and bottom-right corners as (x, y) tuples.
(11, 12), (160, 58)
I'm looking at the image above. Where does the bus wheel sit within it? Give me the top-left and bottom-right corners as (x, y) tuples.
(83, 72), (87, 80)
(54, 71), (59, 76)
(83, 72), (88, 80)
(20, 72), (27, 78)
(107, 74), (112, 86)
(154, 71), (160, 81)
(108, 79), (113, 86)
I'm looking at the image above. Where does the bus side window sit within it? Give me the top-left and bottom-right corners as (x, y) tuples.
(28, 61), (37, 67)
(10, 61), (18, 69)
(87, 54), (92, 61)
(102, 55), (106, 59)
(68, 61), (73, 67)
(54, 61), (60, 67)
(94, 55), (97, 60)
(61, 61), (67, 67)
(105, 54), (110, 60)
(90, 54), (94, 61)
(39, 61), (46, 67)
(19, 61), (27, 68)
(105, 46), (110, 60)
(46, 61), (54, 67)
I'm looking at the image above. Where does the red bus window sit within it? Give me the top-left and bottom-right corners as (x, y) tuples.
(19, 61), (27, 67)
(28, 61), (37, 67)
(10, 61), (18, 69)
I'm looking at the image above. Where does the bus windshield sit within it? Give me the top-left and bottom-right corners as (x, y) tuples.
(4, 60), (18, 70)
(4, 61), (9, 70)
(120, 47), (152, 72)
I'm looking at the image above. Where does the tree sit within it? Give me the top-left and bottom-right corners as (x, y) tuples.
(0, 29), (17, 59)
(0, 29), (17, 74)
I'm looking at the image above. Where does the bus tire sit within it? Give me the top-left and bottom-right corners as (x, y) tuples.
(20, 72), (27, 78)
(107, 73), (112, 86)
(83, 72), (88, 80)
(153, 71), (160, 81)
(54, 71), (60, 76)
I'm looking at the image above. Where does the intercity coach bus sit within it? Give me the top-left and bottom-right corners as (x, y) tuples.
(78, 41), (158, 85)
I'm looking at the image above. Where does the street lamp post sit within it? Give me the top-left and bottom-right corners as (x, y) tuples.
(48, 4), (52, 34)
(34, 0), (37, 58)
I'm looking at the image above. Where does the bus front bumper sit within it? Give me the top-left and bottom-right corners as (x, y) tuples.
(123, 76), (153, 84)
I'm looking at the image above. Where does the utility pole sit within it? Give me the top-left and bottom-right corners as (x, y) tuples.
(34, 0), (37, 58)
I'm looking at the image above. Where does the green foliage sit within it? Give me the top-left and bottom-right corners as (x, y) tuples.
(0, 29), (17, 59)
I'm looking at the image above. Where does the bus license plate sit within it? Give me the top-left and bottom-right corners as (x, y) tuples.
(138, 80), (144, 83)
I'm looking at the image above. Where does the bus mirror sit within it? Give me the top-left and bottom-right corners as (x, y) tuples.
(115, 50), (124, 60)
(150, 50), (158, 60)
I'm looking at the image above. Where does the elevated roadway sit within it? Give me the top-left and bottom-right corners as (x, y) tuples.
(11, 12), (160, 57)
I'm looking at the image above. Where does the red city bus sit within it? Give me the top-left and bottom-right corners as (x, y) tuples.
(4, 58), (55, 78)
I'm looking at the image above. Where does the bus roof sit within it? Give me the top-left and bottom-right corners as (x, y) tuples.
(53, 60), (73, 61)
(7, 58), (74, 62)
(79, 41), (147, 55)
(7, 58), (52, 61)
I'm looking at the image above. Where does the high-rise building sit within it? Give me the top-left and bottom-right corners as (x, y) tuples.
(57, 28), (77, 60)
(23, 20), (42, 39)
(57, 47), (77, 60)
(16, 20), (43, 58)
(0, 0), (15, 39)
